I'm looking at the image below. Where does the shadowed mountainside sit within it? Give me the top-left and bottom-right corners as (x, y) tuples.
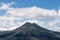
(0, 22), (60, 40)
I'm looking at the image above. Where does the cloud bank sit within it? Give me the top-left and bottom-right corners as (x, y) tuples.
(0, 2), (60, 32)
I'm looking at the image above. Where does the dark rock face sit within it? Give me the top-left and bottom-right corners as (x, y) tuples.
(0, 22), (60, 40)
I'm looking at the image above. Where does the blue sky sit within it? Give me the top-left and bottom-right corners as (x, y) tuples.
(0, 0), (60, 31)
(0, 0), (60, 9)
(0, 0), (60, 16)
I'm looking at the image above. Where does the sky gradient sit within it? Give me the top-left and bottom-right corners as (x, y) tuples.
(0, 0), (60, 32)
(0, 0), (60, 9)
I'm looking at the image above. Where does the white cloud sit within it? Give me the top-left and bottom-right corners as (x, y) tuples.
(0, 2), (60, 32)
(0, 2), (15, 10)
(58, 10), (60, 16)
(5, 6), (57, 18)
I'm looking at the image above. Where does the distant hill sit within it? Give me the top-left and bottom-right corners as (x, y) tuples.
(0, 22), (60, 40)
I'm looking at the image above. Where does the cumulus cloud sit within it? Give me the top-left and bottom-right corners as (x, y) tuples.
(58, 10), (60, 16)
(5, 6), (57, 18)
(0, 2), (60, 32)
(0, 2), (15, 10)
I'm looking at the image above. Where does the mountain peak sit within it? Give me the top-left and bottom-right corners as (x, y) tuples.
(0, 22), (60, 40)
(24, 22), (32, 25)
(22, 22), (33, 26)
(6, 22), (60, 40)
(15, 22), (49, 31)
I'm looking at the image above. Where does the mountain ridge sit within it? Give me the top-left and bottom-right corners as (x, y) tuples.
(7, 22), (60, 40)
(0, 22), (60, 40)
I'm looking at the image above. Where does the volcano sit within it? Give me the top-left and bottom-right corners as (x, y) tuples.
(0, 22), (60, 40)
